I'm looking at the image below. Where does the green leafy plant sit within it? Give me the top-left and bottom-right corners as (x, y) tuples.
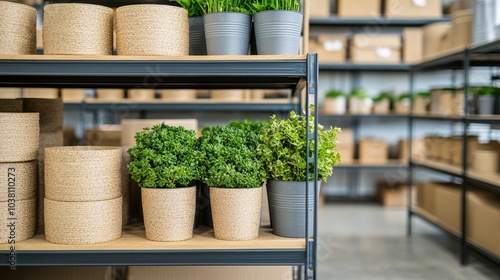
(472, 86), (499, 96)
(127, 123), (200, 188)
(228, 120), (266, 150)
(349, 88), (368, 99)
(248, 0), (301, 13)
(325, 90), (345, 99)
(200, 0), (252, 14)
(416, 91), (430, 98)
(257, 111), (341, 182)
(171, 0), (206, 17)
(372, 92), (393, 103)
(199, 125), (266, 188)
(397, 93), (412, 102)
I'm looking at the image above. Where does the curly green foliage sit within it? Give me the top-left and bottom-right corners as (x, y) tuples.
(228, 119), (266, 150)
(350, 88), (368, 98)
(325, 90), (345, 99)
(127, 123), (200, 188)
(248, 0), (301, 13)
(257, 111), (341, 182)
(199, 125), (266, 188)
(202, 0), (252, 14)
(172, 0), (206, 17)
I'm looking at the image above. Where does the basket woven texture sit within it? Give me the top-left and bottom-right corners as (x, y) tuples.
(44, 196), (122, 245)
(0, 197), (36, 244)
(0, 113), (39, 163)
(0, 1), (36, 55)
(45, 146), (122, 202)
(0, 99), (23, 112)
(96, 89), (124, 101)
(22, 98), (63, 133)
(159, 90), (197, 101)
(43, 3), (113, 55)
(128, 89), (156, 101)
(0, 160), (36, 202)
(142, 186), (196, 241)
(121, 147), (130, 226)
(116, 4), (188, 56)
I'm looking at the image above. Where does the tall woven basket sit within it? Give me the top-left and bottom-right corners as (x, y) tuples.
(0, 1), (37, 55)
(0, 198), (36, 244)
(116, 4), (188, 56)
(43, 3), (114, 55)
(0, 99), (23, 112)
(0, 113), (39, 163)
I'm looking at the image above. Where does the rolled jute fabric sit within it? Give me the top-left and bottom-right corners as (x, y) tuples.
(22, 98), (63, 133)
(0, 160), (37, 202)
(43, 3), (114, 55)
(45, 146), (122, 202)
(0, 197), (36, 244)
(0, 113), (39, 162)
(0, 99), (23, 112)
(44, 196), (122, 245)
(116, 4), (188, 56)
(0, 1), (37, 55)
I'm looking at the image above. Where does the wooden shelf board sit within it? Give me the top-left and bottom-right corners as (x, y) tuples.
(0, 55), (307, 62)
(412, 158), (463, 175)
(339, 160), (406, 167)
(83, 99), (294, 104)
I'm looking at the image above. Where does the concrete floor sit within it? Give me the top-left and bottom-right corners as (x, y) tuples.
(317, 204), (500, 280)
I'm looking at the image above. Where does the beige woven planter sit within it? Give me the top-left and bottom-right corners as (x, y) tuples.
(210, 186), (262, 241)
(22, 98), (63, 133)
(43, 3), (114, 55)
(61, 89), (86, 102)
(0, 113), (39, 162)
(0, 197), (36, 244)
(128, 89), (156, 101)
(44, 196), (122, 245)
(96, 89), (124, 101)
(116, 4), (188, 56)
(142, 186), (196, 241)
(0, 1), (36, 55)
(23, 88), (59, 99)
(45, 146), (122, 202)
(0, 88), (21, 99)
(0, 99), (23, 112)
(159, 90), (197, 102)
(0, 160), (36, 202)
(210, 90), (246, 101)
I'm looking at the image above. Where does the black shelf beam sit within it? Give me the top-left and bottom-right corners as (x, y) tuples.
(309, 17), (450, 27)
(321, 114), (408, 119)
(320, 63), (410, 72)
(411, 114), (465, 122)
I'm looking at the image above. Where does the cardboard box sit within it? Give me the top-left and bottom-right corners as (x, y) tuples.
(468, 190), (500, 257)
(403, 28), (423, 64)
(423, 22), (451, 58)
(350, 34), (401, 64)
(338, 0), (381, 17)
(0, 267), (112, 280)
(359, 138), (388, 164)
(337, 128), (354, 164)
(450, 9), (472, 49)
(86, 125), (121, 146)
(310, 0), (331, 17)
(471, 143), (499, 175)
(450, 136), (479, 167)
(385, 0), (442, 18)
(399, 139), (425, 162)
(434, 183), (462, 234)
(377, 182), (411, 207)
(416, 182), (437, 215)
(310, 35), (347, 63)
(121, 119), (198, 147)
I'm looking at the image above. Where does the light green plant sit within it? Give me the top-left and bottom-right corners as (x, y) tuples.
(397, 93), (412, 102)
(172, 0), (206, 17)
(325, 90), (345, 99)
(248, 0), (301, 13)
(202, 0), (252, 14)
(349, 88), (368, 99)
(373, 92), (393, 103)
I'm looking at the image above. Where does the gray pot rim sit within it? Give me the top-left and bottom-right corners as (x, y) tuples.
(203, 12), (251, 17)
(254, 10), (303, 16)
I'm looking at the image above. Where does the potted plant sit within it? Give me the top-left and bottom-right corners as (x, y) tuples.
(249, 0), (302, 55)
(172, 0), (207, 55)
(127, 123), (200, 242)
(472, 86), (497, 115)
(323, 89), (346, 114)
(200, 0), (252, 55)
(348, 88), (371, 114)
(372, 92), (393, 114)
(395, 93), (412, 114)
(199, 124), (266, 241)
(257, 111), (341, 238)
(414, 91), (430, 114)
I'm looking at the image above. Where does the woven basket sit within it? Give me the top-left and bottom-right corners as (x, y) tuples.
(44, 196), (122, 245)
(22, 98), (63, 133)
(211, 90), (246, 101)
(0, 197), (36, 244)
(0, 88), (21, 99)
(61, 89), (86, 102)
(210, 186), (262, 241)
(0, 160), (36, 202)
(116, 4), (188, 56)
(159, 90), (197, 101)
(0, 99), (23, 112)
(96, 89), (124, 101)
(43, 3), (114, 55)
(23, 88), (59, 99)
(142, 186), (196, 241)
(0, 113), (39, 163)
(0, 1), (36, 55)
(128, 89), (156, 101)
(121, 147), (131, 226)
(86, 125), (121, 147)
(45, 146), (122, 202)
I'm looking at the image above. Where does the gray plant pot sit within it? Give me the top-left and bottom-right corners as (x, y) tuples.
(189, 17), (207, 55)
(203, 12), (251, 55)
(267, 180), (320, 238)
(253, 10), (303, 55)
(478, 96), (495, 115)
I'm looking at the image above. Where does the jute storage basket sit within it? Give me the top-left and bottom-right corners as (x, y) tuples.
(0, 99), (23, 112)
(0, 197), (36, 244)
(159, 90), (197, 102)
(0, 1), (36, 55)
(22, 98), (63, 133)
(0, 113), (39, 162)
(61, 89), (86, 102)
(0, 88), (21, 99)
(43, 3), (114, 55)
(116, 4), (188, 56)
(44, 196), (122, 245)
(128, 89), (156, 101)
(23, 88), (59, 99)
(96, 89), (124, 101)
(45, 146), (122, 202)
(210, 90), (246, 101)
(0, 160), (37, 202)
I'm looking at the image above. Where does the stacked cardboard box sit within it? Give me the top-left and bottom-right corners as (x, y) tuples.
(350, 34), (401, 64)
(337, 129), (354, 164)
(376, 182), (414, 207)
(434, 183), (462, 234)
(468, 190), (500, 257)
(338, 0), (381, 17)
(359, 138), (388, 164)
(385, 0), (442, 18)
(309, 35), (347, 63)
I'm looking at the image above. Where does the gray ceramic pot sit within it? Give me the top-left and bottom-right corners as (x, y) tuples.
(253, 10), (303, 55)
(478, 96), (495, 115)
(267, 180), (321, 238)
(189, 17), (207, 55)
(203, 12), (251, 55)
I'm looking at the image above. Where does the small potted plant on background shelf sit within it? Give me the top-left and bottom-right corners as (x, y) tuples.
(249, 0), (303, 55)
(173, 0), (207, 55)
(473, 86), (498, 115)
(127, 123), (200, 242)
(199, 123), (266, 241)
(414, 91), (430, 114)
(372, 92), (393, 114)
(348, 88), (371, 114)
(395, 93), (412, 115)
(323, 89), (346, 115)
(257, 111), (341, 238)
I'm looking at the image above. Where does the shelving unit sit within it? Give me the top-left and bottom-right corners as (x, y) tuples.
(309, 17), (450, 27)
(0, 54), (321, 280)
(408, 40), (500, 266)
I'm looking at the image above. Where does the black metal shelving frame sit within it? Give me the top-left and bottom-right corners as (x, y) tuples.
(407, 41), (500, 267)
(309, 17), (450, 27)
(0, 54), (320, 280)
